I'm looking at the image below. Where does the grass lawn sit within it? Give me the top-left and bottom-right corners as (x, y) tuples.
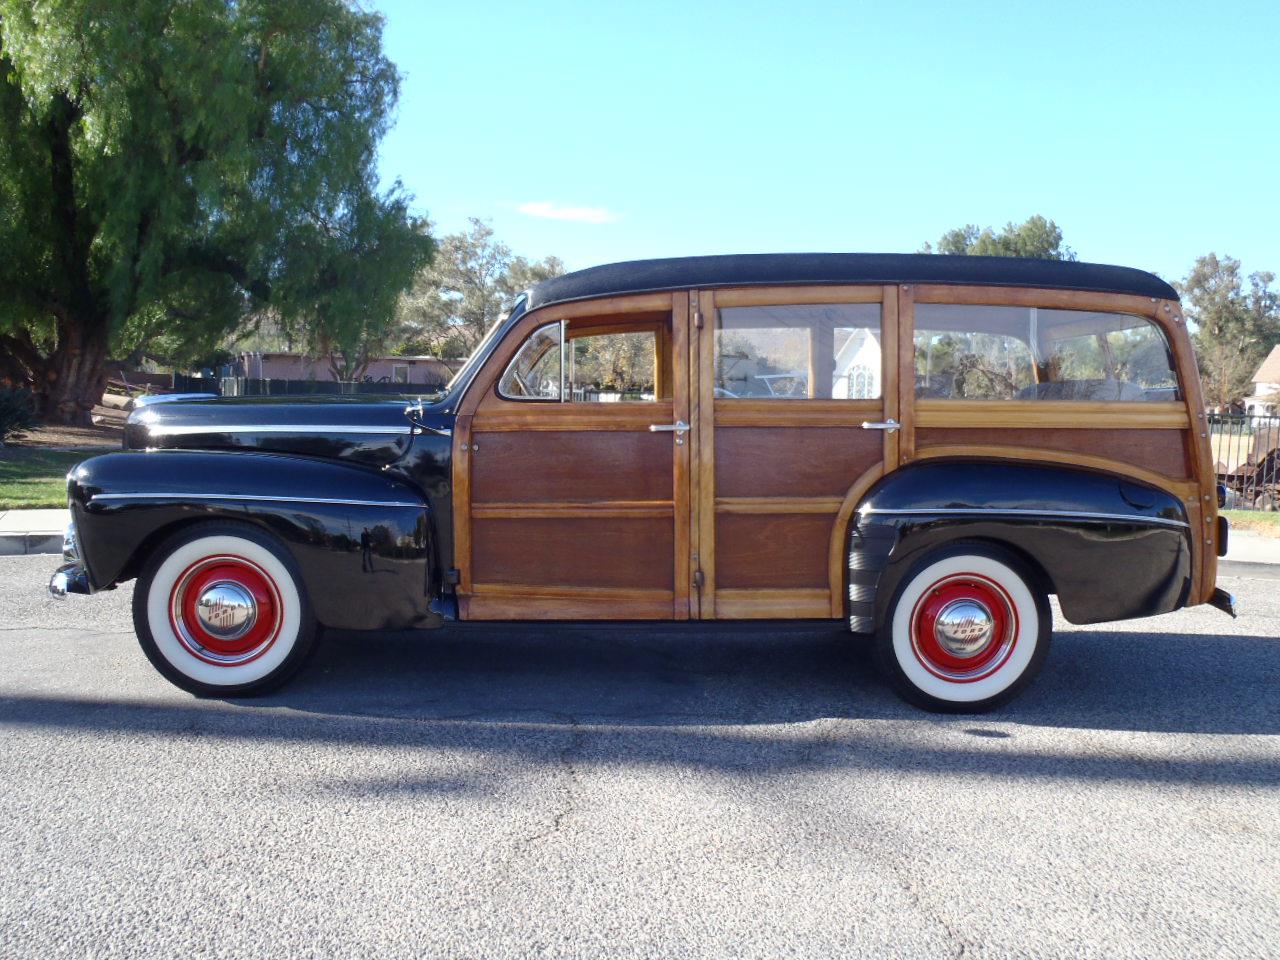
(0, 450), (87, 509)
(1223, 509), (1280, 539)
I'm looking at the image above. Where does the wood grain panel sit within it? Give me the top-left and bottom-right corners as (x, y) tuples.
(715, 426), (881, 498)
(462, 584), (673, 621)
(916, 400), (1189, 430)
(916, 428), (1192, 480)
(472, 431), (673, 503)
(715, 589), (832, 619)
(715, 513), (835, 590)
(472, 517), (674, 590)
(713, 399), (880, 426)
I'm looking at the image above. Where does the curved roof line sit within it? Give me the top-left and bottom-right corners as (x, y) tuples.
(526, 253), (1177, 310)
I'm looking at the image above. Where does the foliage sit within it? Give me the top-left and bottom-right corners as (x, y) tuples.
(1179, 254), (1280, 407)
(0, 387), (36, 445)
(0, 0), (433, 419)
(394, 218), (563, 359)
(922, 215), (1077, 260)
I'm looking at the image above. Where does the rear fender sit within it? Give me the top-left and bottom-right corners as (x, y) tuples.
(68, 450), (439, 631)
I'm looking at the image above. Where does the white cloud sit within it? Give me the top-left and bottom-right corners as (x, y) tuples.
(517, 201), (619, 224)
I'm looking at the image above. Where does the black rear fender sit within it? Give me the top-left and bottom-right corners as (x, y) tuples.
(848, 460), (1193, 628)
(68, 450), (439, 631)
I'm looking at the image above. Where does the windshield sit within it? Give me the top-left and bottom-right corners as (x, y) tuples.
(441, 293), (528, 397)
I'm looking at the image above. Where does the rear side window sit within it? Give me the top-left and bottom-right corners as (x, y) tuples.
(715, 303), (882, 399)
(914, 305), (1179, 402)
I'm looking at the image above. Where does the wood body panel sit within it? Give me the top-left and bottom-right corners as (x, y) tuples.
(471, 431), (673, 503)
(714, 426), (881, 498)
(715, 513), (835, 590)
(916, 428), (1192, 481)
(471, 516), (674, 590)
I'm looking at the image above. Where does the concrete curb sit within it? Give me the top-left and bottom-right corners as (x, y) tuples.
(1218, 560), (1280, 580)
(0, 533), (64, 557)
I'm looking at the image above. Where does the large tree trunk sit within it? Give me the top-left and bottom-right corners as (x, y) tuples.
(41, 316), (112, 425)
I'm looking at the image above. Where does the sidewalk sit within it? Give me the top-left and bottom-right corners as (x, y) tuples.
(0, 508), (68, 556)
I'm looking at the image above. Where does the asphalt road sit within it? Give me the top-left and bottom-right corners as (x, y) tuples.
(1, 555), (1277, 959)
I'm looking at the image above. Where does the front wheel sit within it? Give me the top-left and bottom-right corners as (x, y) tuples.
(876, 543), (1051, 712)
(132, 522), (318, 697)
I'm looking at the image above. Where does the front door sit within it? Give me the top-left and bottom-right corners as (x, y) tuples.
(454, 293), (694, 619)
(689, 285), (900, 619)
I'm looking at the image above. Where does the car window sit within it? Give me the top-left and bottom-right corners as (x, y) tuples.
(498, 322), (562, 400)
(914, 304), (1179, 402)
(568, 330), (658, 402)
(497, 320), (666, 402)
(714, 303), (882, 399)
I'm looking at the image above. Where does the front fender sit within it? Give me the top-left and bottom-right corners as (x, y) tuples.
(68, 450), (439, 631)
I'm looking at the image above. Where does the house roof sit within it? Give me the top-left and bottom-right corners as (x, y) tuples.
(1254, 344), (1280, 385)
(526, 253), (1178, 311)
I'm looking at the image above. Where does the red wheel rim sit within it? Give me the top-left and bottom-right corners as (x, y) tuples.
(908, 572), (1018, 683)
(168, 555), (284, 666)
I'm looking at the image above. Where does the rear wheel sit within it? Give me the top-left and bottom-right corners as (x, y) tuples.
(876, 543), (1050, 712)
(132, 522), (318, 696)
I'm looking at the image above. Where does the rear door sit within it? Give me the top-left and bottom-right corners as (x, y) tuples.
(690, 285), (900, 619)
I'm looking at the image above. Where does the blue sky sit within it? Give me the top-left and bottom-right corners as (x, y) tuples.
(373, 0), (1279, 284)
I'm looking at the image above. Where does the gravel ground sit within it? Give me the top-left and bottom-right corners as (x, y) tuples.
(1, 554), (1277, 959)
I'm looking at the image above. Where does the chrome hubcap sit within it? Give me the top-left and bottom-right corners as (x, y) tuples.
(194, 582), (257, 640)
(933, 598), (994, 658)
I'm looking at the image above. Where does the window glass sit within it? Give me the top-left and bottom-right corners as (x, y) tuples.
(498, 322), (562, 400)
(568, 330), (658, 402)
(391, 364), (409, 384)
(914, 305), (1179, 402)
(715, 303), (882, 399)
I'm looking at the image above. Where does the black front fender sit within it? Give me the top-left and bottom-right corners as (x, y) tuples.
(68, 450), (439, 631)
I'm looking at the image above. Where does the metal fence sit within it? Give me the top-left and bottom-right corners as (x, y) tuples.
(219, 376), (446, 398)
(1210, 412), (1280, 510)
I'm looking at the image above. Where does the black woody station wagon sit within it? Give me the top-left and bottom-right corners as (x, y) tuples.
(50, 254), (1235, 711)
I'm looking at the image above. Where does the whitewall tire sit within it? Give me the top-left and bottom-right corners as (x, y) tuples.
(876, 543), (1050, 712)
(132, 523), (318, 696)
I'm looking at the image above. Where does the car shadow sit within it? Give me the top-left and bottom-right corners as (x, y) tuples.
(2, 620), (1276, 792)
(260, 620), (1280, 738)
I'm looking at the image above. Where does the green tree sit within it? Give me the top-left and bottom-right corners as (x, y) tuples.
(922, 215), (1077, 260)
(393, 218), (564, 359)
(1179, 254), (1280, 408)
(0, 0), (432, 421)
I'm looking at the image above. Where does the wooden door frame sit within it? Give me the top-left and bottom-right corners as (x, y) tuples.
(452, 291), (691, 619)
(692, 284), (896, 620)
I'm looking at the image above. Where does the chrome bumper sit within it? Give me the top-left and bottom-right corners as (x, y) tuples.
(48, 562), (92, 598)
(48, 520), (92, 598)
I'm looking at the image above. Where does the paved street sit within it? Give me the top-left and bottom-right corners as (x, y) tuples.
(1, 554), (1277, 959)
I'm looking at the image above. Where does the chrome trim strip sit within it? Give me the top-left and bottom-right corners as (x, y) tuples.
(90, 493), (425, 509)
(140, 423), (412, 437)
(858, 507), (1189, 529)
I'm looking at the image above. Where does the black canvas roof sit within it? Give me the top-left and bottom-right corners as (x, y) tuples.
(525, 253), (1177, 310)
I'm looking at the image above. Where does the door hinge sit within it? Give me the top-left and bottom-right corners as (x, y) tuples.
(444, 568), (461, 586)
(693, 569), (705, 590)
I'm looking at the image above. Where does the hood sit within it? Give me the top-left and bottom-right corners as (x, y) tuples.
(124, 397), (421, 468)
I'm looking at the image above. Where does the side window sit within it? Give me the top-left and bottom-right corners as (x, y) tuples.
(498, 322), (563, 400)
(714, 303), (882, 399)
(497, 318), (669, 403)
(568, 329), (659, 402)
(914, 305), (1179, 402)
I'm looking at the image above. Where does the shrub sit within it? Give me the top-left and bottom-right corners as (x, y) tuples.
(0, 387), (37, 445)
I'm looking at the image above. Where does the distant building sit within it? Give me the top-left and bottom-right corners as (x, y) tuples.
(231, 351), (461, 387)
(1245, 345), (1280, 416)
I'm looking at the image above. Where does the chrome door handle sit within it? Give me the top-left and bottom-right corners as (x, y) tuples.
(861, 418), (900, 433)
(649, 420), (690, 434)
